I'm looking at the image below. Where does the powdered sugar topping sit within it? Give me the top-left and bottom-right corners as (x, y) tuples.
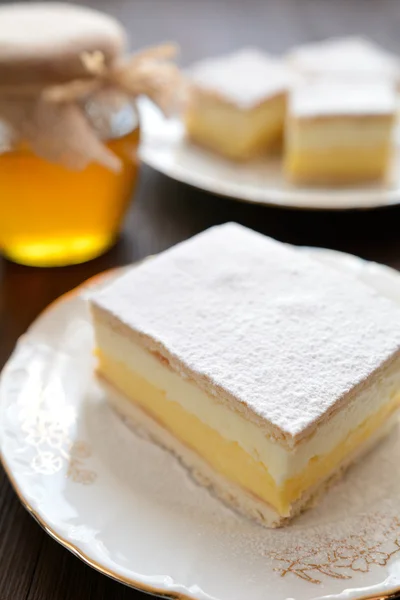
(92, 223), (400, 439)
(287, 36), (400, 81)
(188, 48), (295, 108)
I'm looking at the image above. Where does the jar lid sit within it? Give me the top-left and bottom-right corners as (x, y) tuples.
(0, 2), (126, 85)
(0, 3), (182, 172)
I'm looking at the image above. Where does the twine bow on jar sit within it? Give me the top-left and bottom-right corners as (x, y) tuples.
(0, 43), (183, 171)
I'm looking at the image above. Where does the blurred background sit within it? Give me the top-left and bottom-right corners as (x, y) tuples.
(35, 0), (400, 63)
(1, 0), (400, 272)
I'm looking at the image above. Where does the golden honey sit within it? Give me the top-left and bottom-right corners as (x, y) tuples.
(0, 3), (180, 267)
(0, 126), (140, 267)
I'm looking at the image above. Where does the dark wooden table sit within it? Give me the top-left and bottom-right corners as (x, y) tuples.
(2, 0), (400, 598)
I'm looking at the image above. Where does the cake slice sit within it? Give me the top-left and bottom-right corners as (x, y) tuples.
(90, 223), (400, 527)
(184, 48), (295, 160)
(285, 80), (396, 184)
(286, 36), (400, 83)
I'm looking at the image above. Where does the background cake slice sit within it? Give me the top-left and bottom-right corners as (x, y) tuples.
(90, 223), (400, 527)
(184, 48), (295, 160)
(285, 80), (396, 184)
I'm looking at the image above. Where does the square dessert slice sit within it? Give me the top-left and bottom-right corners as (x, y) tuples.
(90, 224), (400, 527)
(285, 80), (396, 184)
(286, 36), (400, 83)
(184, 48), (294, 160)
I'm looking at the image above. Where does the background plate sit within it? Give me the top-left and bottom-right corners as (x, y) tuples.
(2, 248), (400, 600)
(139, 98), (400, 211)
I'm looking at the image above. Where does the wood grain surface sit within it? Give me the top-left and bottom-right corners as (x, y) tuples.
(2, 0), (400, 598)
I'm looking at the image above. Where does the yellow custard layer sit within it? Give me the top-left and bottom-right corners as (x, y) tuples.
(185, 93), (285, 160)
(286, 145), (391, 184)
(98, 350), (400, 516)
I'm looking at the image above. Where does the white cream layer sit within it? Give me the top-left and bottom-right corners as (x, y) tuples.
(95, 322), (400, 486)
(287, 121), (393, 151)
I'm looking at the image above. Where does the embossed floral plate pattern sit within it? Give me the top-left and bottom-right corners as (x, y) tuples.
(2, 248), (400, 600)
(138, 98), (400, 211)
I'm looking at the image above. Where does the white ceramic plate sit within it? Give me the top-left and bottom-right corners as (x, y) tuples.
(2, 248), (400, 600)
(138, 98), (400, 210)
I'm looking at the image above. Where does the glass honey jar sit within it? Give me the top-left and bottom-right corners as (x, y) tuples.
(0, 3), (179, 266)
(0, 107), (140, 267)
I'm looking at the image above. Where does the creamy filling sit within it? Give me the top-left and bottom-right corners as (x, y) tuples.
(186, 93), (285, 159)
(286, 119), (393, 151)
(94, 323), (400, 486)
(97, 347), (400, 515)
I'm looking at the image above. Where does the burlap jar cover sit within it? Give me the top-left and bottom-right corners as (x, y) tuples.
(0, 3), (182, 171)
